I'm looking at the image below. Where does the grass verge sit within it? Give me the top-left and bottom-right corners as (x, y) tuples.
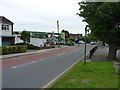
(51, 62), (119, 88)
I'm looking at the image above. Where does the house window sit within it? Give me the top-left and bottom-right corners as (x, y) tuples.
(2, 24), (9, 30)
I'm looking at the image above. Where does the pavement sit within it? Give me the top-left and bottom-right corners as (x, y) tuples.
(90, 45), (120, 62)
(0, 45), (71, 60)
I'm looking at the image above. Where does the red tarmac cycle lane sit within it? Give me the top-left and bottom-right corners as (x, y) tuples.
(0, 46), (83, 70)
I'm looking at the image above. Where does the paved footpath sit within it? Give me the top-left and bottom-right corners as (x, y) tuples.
(91, 45), (120, 62)
(0, 46), (83, 69)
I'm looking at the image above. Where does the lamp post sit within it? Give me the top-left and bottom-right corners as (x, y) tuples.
(84, 25), (89, 65)
(57, 20), (60, 47)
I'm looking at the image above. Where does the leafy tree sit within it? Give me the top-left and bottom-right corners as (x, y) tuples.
(78, 2), (120, 60)
(87, 33), (98, 42)
(20, 30), (31, 44)
(61, 29), (70, 44)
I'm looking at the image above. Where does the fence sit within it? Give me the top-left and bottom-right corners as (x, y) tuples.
(90, 46), (97, 59)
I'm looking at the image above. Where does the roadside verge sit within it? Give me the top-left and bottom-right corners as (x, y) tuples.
(41, 45), (97, 88)
(41, 51), (90, 88)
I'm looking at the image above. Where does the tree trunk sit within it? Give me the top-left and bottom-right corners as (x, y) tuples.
(108, 42), (117, 60)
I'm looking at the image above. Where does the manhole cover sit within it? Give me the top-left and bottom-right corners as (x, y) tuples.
(82, 79), (89, 83)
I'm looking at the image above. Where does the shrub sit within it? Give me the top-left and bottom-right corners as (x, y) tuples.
(68, 43), (72, 46)
(68, 42), (74, 46)
(0, 47), (2, 55)
(52, 46), (55, 48)
(27, 44), (40, 50)
(1, 45), (27, 55)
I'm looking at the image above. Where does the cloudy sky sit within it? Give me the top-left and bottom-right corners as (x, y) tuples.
(0, 0), (87, 34)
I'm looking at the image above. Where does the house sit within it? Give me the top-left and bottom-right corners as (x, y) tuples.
(13, 31), (65, 46)
(69, 34), (82, 38)
(0, 16), (15, 46)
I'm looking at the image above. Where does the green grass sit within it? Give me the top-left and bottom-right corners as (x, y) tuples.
(51, 62), (119, 88)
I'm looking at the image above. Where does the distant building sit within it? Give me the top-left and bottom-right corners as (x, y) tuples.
(13, 31), (65, 46)
(69, 34), (82, 38)
(0, 16), (15, 46)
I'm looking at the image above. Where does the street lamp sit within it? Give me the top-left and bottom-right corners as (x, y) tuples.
(57, 20), (60, 47)
(84, 25), (89, 65)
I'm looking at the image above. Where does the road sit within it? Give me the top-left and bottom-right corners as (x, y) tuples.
(2, 45), (95, 88)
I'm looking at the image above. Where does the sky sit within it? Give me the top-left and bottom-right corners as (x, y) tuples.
(0, 0), (87, 34)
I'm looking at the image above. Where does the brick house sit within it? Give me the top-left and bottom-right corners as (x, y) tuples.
(69, 34), (82, 38)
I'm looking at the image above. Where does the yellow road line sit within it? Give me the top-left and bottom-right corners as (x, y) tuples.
(41, 52), (90, 88)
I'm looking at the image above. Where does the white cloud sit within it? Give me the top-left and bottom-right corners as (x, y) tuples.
(0, 0), (86, 34)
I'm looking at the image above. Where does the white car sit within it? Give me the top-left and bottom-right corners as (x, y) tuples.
(79, 41), (85, 44)
(90, 42), (96, 45)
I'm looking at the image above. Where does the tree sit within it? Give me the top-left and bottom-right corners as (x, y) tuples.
(78, 2), (120, 60)
(61, 29), (70, 44)
(20, 30), (31, 44)
(61, 29), (70, 41)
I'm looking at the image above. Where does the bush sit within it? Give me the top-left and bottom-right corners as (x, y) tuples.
(68, 42), (74, 46)
(1, 45), (27, 55)
(52, 46), (55, 48)
(15, 43), (40, 50)
(68, 43), (71, 46)
(27, 44), (40, 50)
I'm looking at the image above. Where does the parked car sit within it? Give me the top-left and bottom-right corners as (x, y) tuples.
(90, 42), (96, 45)
(79, 41), (85, 44)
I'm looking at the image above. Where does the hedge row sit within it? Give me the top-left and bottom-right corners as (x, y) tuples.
(27, 44), (40, 50)
(0, 45), (27, 55)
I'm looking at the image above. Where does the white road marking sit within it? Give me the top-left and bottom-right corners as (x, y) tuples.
(57, 53), (65, 56)
(11, 66), (17, 68)
(32, 61), (36, 63)
(11, 58), (48, 69)
(11, 61), (37, 69)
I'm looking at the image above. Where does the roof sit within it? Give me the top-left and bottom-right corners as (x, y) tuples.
(0, 16), (14, 24)
(14, 31), (63, 35)
(30, 31), (63, 35)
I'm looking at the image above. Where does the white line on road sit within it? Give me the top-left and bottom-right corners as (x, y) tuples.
(57, 53), (65, 56)
(11, 61), (37, 69)
(11, 58), (48, 69)
(32, 61), (36, 63)
(11, 66), (17, 68)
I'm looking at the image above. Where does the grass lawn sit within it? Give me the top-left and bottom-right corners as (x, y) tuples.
(51, 62), (119, 88)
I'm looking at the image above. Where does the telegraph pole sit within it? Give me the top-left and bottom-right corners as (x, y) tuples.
(57, 20), (60, 47)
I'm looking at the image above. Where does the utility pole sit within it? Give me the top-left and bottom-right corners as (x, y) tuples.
(57, 20), (60, 47)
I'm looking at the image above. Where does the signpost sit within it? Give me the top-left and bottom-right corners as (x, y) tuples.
(84, 25), (89, 65)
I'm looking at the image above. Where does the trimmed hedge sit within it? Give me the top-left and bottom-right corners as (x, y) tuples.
(27, 44), (40, 50)
(1, 45), (27, 55)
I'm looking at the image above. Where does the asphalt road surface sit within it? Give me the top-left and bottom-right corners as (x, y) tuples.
(2, 45), (95, 88)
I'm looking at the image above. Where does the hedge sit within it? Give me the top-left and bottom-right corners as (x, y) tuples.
(27, 44), (40, 50)
(0, 45), (27, 55)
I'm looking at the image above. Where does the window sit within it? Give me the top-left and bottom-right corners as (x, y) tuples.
(6, 25), (9, 30)
(2, 24), (9, 30)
